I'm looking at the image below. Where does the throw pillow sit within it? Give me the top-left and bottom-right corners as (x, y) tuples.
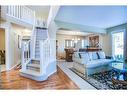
(74, 52), (79, 58)
(96, 52), (100, 59)
(98, 51), (106, 59)
(80, 52), (90, 63)
(88, 52), (93, 61)
(92, 52), (98, 60)
(78, 53), (82, 58)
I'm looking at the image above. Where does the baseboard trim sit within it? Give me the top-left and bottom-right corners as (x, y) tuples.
(9, 63), (20, 71)
(47, 69), (57, 77)
(1, 63), (19, 73)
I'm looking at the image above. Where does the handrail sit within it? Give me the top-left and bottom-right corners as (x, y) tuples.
(21, 40), (31, 71)
(6, 6), (35, 25)
(32, 35), (48, 38)
(40, 39), (55, 75)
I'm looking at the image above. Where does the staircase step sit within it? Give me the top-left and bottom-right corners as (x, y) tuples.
(35, 54), (40, 56)
(35, 55), (40, 57)
(20, 69), (48, 81)
(35, 56), (40, 58)
(35, 46), (39, 48)
(35, 49), (39, 51)
(27, 63), (40, 68)
(35, 53), (40, 55)
(35, 52), (40, 54)
(27, 66), (40, 72)
(31, 59), (40, 63)
(35, 43), (39, 45)
(31, 59), (40, 62)
(35, 51), (40, 53)
(20, 69), (40, 77)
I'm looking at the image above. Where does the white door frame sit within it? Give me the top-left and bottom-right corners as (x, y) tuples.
(111, 29), (125, 59)
(0, 21), (11, 71)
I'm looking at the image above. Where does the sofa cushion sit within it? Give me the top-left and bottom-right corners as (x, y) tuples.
(88, 52), (93, 61)
(92, 52), (98, 60)
(73, 57), (87, 64)
(86, 59), (113, 68)
(73, 52), (80, 58)
(98, 51), (106, 59)
(80, 52), (89, 58)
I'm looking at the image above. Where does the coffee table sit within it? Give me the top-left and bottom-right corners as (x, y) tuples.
(110, 62), (127, 85)
(110, 62), (127, 73)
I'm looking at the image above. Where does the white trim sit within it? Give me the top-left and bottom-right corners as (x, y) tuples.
(57, 61), (96, 89)
(111, 29), (125, 59)
(47, 69), (57, 78)
(110, 29), (126, 34)
(0, 22), (10, 71)
(9, 63), (20, 70)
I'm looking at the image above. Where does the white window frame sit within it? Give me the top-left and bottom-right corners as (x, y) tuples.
(111, 29), (126, 61)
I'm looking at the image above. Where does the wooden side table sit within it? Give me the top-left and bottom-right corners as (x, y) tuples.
(64, 48), (74, 62)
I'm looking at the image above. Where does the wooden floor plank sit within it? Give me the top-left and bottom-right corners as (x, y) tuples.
(0, 67), (79, 89)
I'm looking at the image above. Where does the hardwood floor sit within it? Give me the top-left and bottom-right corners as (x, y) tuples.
(0, 67), (79, 89)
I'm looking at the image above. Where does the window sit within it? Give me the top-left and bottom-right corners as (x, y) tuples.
(112, 31), (124, 61)
(82, 40), (85, 48)
(65, 40), (74, 48)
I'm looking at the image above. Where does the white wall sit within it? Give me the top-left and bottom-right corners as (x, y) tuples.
(11, 24), (32, 67)
(85, 34), (112, 56)
(99, 34), (112, 56)
(0, 20), (32, 70)
(56, 34), (86, 58)
(46, 6), (60, 74)
(0, 20), (11, 70)
(56, 33), (112, 58)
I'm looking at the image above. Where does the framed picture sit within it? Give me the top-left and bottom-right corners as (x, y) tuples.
(89, 35), (99, 47)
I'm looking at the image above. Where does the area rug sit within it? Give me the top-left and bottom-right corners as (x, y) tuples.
(70, 68), (127, 89)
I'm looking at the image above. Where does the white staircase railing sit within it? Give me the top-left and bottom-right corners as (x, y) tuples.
(6, 6), (35, 25)
(31, 30), (36, 59)
(21, 40), (31, 71)
(40, 39), (55, 75)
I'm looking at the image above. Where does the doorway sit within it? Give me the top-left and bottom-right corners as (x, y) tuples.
(0, 28), (6, 72)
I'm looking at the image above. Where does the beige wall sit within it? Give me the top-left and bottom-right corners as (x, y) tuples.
(0, 28), (5, 50)
(11, 24), (32, 66)
(36, 14), (48, 22)
(100, 33), (112, 56)
(57, 33), (112, 59)
(56, 34), (86, 58)
(0, 20), (32, 70)
(85, 34), (112, 56)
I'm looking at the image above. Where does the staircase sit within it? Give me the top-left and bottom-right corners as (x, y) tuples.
(1, 6), (56, 81)
(35, 27), (47, 59)
(20, 27), (56, 81)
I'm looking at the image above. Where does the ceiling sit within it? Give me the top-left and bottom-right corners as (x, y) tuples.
(55, 6), (127, 29)
(27, 6), (50, 20)
(57, 30), (93, 36)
